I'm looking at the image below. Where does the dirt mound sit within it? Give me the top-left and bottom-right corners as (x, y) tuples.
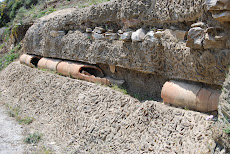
(0, 62), (216, 153)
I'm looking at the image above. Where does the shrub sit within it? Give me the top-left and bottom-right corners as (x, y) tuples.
(0, 43), (21, 70)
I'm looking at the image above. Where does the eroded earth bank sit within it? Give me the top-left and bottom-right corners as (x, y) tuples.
(0, 0), (230, 153)
(0, 62), (219, 153)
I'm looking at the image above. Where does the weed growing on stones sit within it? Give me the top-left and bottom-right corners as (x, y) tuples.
(223, 128), (230, 134)
(5, 104), (33, 125)
(111, 84), (128, 95)
(24, 132), (41, 144)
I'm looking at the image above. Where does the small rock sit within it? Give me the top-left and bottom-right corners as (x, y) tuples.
(118, 30), (123, 34)
(203, 33), (226, 49)
(171, 30), (187, 41)
(144, 31), (158, 43)
(92, 32), (105, 40)
(215, 35), (227, 41)
(68, 30), (74, 34)
(186, 27), (205, 49)
(212, 11), (230, 22)
(109, 65), (116, 73)
(93, 27), (106, 34)
(191, 22), (206, 28)
(120, 32), (132, 41)
(206, 0), (230, 11)
(50, 30), (65, 38)
(105, 33), (118, 41)
(131, 28), (146, 42)
(107, 29), (114, 33)
(86, 28), (92, 33)
(154, 31), (165, 38)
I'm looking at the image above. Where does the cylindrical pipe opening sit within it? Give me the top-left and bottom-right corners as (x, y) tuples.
(30, 57), (40, 67)
(20, 54), (41, 68)
(79, 67), (104, 78)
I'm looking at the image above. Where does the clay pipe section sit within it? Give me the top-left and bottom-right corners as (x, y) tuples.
(19, 54), (41, 68)
(37, 57), (61, 71)
(57, 61), (110, 85)
(161, 80), (221, 112)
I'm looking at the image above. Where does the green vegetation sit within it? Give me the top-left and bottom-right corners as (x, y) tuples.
(17, 116), (33, 125)
(223, 128), (230, 134)
(6, 104), (33, 125)
(111, 84), (128, 95)
(0, 43), (21, 71)
(78, 0), (110, 8)
(24, 132), (41, 144)
(38, 146), (53, 154)
(39, 68), (56, 74)
(0, 0), (39, 27)
(0, 0), (111, 27)
(2, 27), (10, 42)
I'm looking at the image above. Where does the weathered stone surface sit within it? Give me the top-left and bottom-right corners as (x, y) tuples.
(203, 27), (227, 49)
(206, 0), (230, 22)
(144, 31), (158, 43)
(118, 30), (123, 34)
(120, 32), (132, 41)
(191, 22), (206, 28)
(105, 33), (118, 41)
(212, 11), (230, 22)
(92, 32), (105, 40)
(131, 28), (146, 42)
(204, 33), (226, 49)
(206, 0), (230, 11)
(50, 30), (65, 38)
(212, 68), (230, 152)
(93, 27), (106, 34)
(86, 28), (92, 33)
(166, 29), (187, 41)
(186, 27), (205, 49)
(23, 0), (230, 86)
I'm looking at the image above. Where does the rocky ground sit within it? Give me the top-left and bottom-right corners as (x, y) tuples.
(0, 61), (220, 153)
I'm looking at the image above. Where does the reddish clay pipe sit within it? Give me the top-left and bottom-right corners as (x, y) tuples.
(19, 54), (41, 68)
(37, 58), (48, 69)
(46, 58), (61, 71)
(161, 80), (220, 112)
(56, 61), (71, 76)
(19, 54), (27, 65)
(38, 58), (61, 71)
(69, 62), (110, 85)
(56, 61), (110, 85)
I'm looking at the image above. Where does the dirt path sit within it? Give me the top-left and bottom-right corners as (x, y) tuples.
(0, 105), (24, 154)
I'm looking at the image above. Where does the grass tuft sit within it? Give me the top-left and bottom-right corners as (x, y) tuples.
(6, 104), (33, 125)
(24, 132), (41, 144)
(223, 128), (230, 134)
(111, 84), (128, 95)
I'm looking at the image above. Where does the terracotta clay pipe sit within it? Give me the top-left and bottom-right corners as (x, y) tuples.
(37, 57), (61, 71)
(161, 80), (220, 112)
(19, 54), (41, 68)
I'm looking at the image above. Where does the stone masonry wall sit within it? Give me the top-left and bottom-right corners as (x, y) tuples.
(23, 0), (230, 86)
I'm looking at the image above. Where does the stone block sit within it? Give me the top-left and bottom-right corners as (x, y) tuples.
(186, 27), (205, 49)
